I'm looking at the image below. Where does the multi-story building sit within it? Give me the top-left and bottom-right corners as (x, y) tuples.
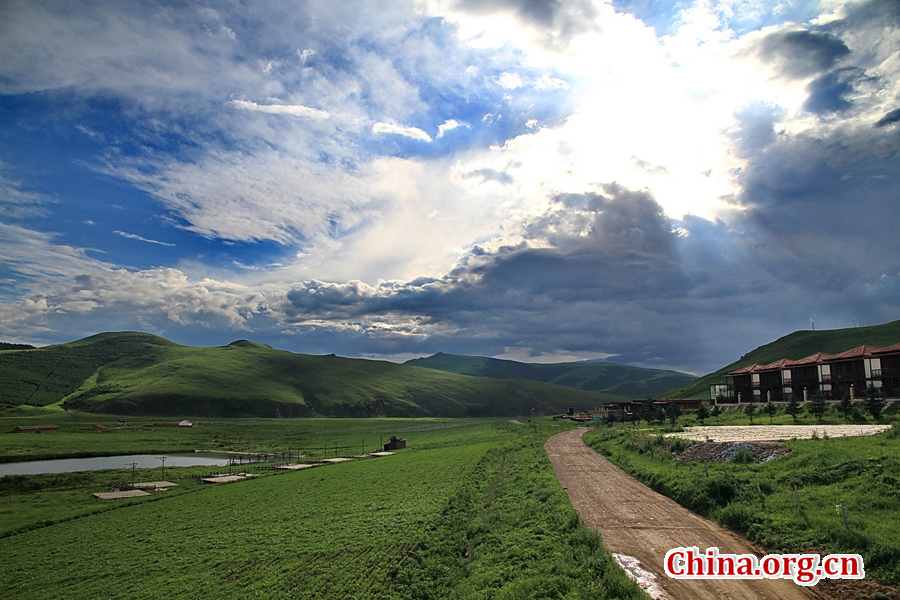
(715, 344), (900, 403)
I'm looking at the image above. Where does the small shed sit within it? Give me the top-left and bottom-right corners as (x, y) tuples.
(383, 435), (407, 451)
(117, 417), (128, 426)
(178, 420), (195, 427)
(92, 424), (108, 431)
(13, 424), (59, 433)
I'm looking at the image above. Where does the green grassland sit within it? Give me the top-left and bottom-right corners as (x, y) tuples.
(0, 332), (624, 418)
(0, 414), (502, 462)
(406, 352), (696, 399)
(0, 419), (644, 600)
(583, 410), (900, 585)
(660, 319), (900, 399)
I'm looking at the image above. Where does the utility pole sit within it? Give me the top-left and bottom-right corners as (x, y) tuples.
(126, 462), (138, 486)
(158, 456), (167, 481)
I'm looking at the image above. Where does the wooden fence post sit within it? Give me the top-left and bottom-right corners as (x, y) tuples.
(840, 500), (850, 532)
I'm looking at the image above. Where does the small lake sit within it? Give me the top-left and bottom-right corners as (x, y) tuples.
(0, 453), (240, 476)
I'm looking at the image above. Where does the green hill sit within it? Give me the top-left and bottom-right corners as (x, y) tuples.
(405, 353), (696, 399)
(0, 332), (624, 418)
(659, 319), (900, 399)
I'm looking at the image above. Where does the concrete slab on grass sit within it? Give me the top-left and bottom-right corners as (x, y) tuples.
(131, 481), (178, 489)
(93, 489), (151, 500)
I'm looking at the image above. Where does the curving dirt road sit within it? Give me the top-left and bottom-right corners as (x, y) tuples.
(546, 428), (824, 600)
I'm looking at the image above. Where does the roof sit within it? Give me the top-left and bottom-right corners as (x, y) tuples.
(790, 352), (835, 366)
(727, 364), (764, 376)
(13, 424), (60, 432)
(825, 345), (882, 361)
(760, 358), (794, 370)
(874, 343), (900, 355)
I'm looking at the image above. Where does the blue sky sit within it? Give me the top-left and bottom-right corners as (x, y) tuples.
(1, 0), (898, 375)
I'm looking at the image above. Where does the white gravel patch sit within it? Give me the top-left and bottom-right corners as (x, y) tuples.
(667, 424), (892, 442)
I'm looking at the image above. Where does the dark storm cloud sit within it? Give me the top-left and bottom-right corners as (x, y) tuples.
(875, 108), (900, 128)
(457, 0), (562, 25)
(756, 30), (850, 79)
(281, 147), (900, 375)
(453, 0), (598, 45)
(802, 68), (867, 114)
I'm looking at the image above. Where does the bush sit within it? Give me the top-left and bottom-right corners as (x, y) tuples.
(731, 447), (755, 464)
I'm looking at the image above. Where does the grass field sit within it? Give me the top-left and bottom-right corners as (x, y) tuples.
(584, 410), (900, 586)
(0, 417), (643, 599)
(0, 414), (501, 462)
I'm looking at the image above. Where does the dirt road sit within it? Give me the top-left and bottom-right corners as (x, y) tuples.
(545, 428), (822, 600)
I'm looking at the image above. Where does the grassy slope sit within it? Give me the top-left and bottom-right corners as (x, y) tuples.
(406, 353), (696, 399)
(659, 319), (900, 399)
(0, 332), (624, 418)
(0, 419), (644, 600)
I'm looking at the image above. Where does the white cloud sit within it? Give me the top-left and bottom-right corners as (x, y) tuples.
(436, 119), (467, 138)
(0, 223), (110, 282)
(372, 121), (433, 142)
(114, 231), (176, 247)
(229, 99), (330, 119)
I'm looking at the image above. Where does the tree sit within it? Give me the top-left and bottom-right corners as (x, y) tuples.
(807, 392), (827, 423)
(653, 407), (666, 426)
(640, 399), (655, 424)
(864, 385), (885, 421)
(696, 403), (709, 425)
(710, 404), (721, 424)
(763, 402), (778, 424)
(838, 394), (854, 422)
(744, 403), (756, 424)
(665, 402), (682, 426)
(784, 396), (802, 423)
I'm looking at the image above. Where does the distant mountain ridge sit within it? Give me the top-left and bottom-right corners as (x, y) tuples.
(404, 353), (696, 399)
(658, 319), (900, 399)
(0, 332), (626, 418)
(0, 342), (36, 351)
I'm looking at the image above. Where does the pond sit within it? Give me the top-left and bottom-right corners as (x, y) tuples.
(0, 452), (242, 476)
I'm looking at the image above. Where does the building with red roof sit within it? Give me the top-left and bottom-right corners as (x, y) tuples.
(718, 344), (899, 403)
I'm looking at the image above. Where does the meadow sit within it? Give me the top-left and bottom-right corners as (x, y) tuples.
(0, 416), (643, 599)
(584, 405), (900, 585)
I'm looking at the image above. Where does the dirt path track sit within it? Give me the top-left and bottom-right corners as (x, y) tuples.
(545, 428), (822, 600)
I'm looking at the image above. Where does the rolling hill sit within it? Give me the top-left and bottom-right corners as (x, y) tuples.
(659, 319), (900, 399)
(0, 332), (624, 418)
(404, 353), (696, 399)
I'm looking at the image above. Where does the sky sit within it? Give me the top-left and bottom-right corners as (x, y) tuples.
(0, 0), (898, 375)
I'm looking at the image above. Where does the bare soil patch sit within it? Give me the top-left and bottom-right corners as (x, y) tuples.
(676, 441), (790, 463)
